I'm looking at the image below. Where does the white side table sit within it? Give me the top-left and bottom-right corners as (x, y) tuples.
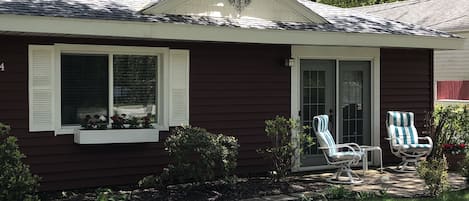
(360, 145), (383, 174)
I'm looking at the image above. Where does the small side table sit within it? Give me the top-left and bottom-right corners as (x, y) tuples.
(360, 145), (383, 174)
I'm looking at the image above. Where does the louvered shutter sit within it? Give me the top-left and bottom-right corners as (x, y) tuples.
(29, 45), (55, 132)
(169, 50), (190, 126)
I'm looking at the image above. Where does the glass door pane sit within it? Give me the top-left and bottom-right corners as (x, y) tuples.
(300, 59), (336, 167)
(339, 61), (371, 146)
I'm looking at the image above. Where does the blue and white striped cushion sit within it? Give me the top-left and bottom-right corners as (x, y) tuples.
(314, 115), (337, 156)
(387, 111), (419, 146)
(401, 144), (432, 150)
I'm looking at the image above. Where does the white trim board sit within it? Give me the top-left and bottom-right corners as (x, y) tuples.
(290, 46), (381, 171)
(0, 14), (464, 50)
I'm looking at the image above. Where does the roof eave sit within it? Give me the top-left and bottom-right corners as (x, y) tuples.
(0, 14), (464, 50)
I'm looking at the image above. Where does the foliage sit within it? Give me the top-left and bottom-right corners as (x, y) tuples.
(0, 123), (40, 201)
(95, 188), (131, 201)
(417, 157), (449, 197)
(426, 105), (469, 157)
(459, 153), (469, 178)
(325, 185), (356, 199)
(141, 126), (239, 186)
(257, 116), (313, 182)
(81, 114), (108, 130)
(314, 0), (403, 8)
(442, 143), (467, 155)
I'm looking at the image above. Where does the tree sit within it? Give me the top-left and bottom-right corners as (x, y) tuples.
(314, 0), (403, 8)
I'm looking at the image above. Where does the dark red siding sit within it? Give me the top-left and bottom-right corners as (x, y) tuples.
(0, 35), (291, 191)
(380, 48), (434, 163)
(0, 35), (434, 191)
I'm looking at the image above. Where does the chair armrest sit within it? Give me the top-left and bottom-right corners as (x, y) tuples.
(418, 136), (433, 145)
(343, 143), (361, 151)
(320, 144), (357, 154)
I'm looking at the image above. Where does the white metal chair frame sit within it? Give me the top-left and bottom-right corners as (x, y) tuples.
(385, 111), (433, 172)
(313, 115), (364, 184)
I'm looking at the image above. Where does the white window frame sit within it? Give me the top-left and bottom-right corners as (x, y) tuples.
(53, 44), (170, 135)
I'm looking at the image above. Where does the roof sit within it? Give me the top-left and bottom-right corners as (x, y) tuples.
(354, 0), (469, 32)
(0, 0), (457, 38)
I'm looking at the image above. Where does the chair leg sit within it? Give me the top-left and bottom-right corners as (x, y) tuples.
(395, 158), (418, 173)
(327, 163), (363, 184)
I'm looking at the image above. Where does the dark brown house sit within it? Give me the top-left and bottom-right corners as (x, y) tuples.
(0, 0), (464, 191)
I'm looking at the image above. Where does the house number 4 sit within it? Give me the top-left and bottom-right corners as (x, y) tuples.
(0, 62), (4, 72)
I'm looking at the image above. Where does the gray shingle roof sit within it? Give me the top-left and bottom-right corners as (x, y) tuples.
(0, 0), (457, 38)
(354, 0), (469, 32)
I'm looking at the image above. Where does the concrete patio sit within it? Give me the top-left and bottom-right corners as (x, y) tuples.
(242, 167), (467, 201)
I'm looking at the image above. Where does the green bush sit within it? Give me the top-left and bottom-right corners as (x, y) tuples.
(257, 116), (313, 182)
(417, 157), (449, 197)
(432, 105), (469, 154)
(459, 154), (469, 178)
(141, 126), (239, 186)
(0, 123), (40, 201)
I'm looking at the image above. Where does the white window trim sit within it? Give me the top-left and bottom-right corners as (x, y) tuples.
(290, 46), (381, 172)
(53, 44), (170, 135)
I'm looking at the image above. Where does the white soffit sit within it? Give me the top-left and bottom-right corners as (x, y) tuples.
(141, 0), (328, 23)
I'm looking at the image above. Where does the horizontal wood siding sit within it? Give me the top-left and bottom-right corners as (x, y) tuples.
(0, 35), (290, 191)
(380, 48), (434, 163)
(434, 32), (469, 81)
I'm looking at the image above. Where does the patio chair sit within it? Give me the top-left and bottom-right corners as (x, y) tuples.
(312, 115), (364, 184)
(386, 111), (433, 172)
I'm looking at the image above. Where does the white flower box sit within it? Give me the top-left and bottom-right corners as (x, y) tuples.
(74, 128), (159, 144)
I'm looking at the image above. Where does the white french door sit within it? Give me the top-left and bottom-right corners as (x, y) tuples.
(300, 59), (371, 167)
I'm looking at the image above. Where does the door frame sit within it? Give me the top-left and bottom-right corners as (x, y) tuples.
(291, 46), (381, 172)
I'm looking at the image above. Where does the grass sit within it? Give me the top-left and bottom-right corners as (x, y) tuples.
(366, 189), (469, 201)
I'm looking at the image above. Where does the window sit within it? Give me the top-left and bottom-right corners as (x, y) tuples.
(29, 44), (190, 139)
(61, 54), (109, 125)
(60, 53), (159, 127)
(437, 81), (469, 101)
(113, 55), (158, 122)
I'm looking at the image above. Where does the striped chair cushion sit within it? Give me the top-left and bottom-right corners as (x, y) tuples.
(387, 111), (420, 147)
(313, 115), (337, 157)
(401, 144), (432, 150)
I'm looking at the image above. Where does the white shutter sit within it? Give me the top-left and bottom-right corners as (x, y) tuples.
(29, 45), (55, 132)
(169, 50), (190, 126)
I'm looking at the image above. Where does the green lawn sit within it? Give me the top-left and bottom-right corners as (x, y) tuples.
(368, 189), (469, 201)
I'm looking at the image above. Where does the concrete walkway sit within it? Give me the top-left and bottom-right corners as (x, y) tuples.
(241, 168), (467, 201)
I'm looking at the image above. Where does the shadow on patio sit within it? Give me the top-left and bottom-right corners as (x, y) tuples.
(293, 168), (467, 198)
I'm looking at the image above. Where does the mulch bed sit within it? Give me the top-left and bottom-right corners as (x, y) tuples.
(39, 177), (331, 201)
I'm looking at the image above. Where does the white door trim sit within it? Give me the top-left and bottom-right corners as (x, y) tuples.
(291, 46), (381, 172)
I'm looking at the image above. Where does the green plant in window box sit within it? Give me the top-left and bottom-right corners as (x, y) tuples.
(80, 115), (107, 130)
(128, 117), (140, 129)
(142, 114), (153, 129)
(111, 114), (126, 129)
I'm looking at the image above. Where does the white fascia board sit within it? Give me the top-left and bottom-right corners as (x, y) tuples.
(0, 14), (464, 50)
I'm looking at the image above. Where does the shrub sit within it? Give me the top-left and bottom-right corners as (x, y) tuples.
(257, 116), (313, 182)
(417, 157), (449, 197)
(0, 123), (40, 201)
(459, 153), (469, 178)
(432, 104), (469, 156)
(144, 126), (239, 186)
(95, 188), (131, 201)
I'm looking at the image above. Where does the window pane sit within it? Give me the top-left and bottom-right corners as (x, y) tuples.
(113, 55), (158, 123)
(61, 54), (109, 125)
